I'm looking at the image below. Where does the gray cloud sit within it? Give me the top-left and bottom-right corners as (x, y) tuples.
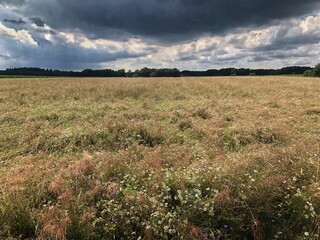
(249, 46), (317, 63)
(29, 17), (45, 27)
(0, 54), (11, 59)
(21, 0), (320, 42)
(1, 34), (148, 70)
(0, 0), (320, 70)
(3, 18), (26, 24)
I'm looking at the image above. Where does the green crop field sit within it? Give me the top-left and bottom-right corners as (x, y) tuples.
(0, 76), (319, 239)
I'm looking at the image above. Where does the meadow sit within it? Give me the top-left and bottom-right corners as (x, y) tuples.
(0, 76), (319, 239)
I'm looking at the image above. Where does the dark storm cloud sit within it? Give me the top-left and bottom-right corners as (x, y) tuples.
(21, 0), (320, 41)
(250, 38), (302, 52)
(266, 36), (320, 50)
(3, 18), (26, 24)
(254, 38), (319, 52)
(29, 17), (45, 27)
(35, 29), (56, 35)
(178, 55), (198, 62)
(248, 46), (316, 63)
(1, 36), (147, 70)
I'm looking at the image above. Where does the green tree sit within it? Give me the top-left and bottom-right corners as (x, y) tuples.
(303, 70), (315, 77)
(150, 72), (157, 77)
(126, 70), (133, 77)
(314, 63), (320, 77)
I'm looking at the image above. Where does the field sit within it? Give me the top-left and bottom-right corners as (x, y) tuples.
(0, 76), (319, 239)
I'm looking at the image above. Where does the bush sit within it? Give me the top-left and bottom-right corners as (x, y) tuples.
(304, 63), (320, 77)
(303, 70), (315, 77)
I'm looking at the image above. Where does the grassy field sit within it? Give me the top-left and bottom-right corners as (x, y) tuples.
(0, 76), (319, 239)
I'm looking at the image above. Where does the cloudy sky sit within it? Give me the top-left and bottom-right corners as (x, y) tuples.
(0, 0), (320, 70)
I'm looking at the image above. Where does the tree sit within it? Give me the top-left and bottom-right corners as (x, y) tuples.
(303, 70), (315, 77)
(314, 63), (320, 77)
(150, 72), (157, 77)
(126, 70), (133, 77)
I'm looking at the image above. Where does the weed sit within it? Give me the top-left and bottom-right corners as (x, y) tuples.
(179, 119), (193, 131)
(193, 108), (211, 119)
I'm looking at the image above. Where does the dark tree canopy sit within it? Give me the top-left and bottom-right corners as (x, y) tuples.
(0, 66), (312, 78)
(303, 63), (320, 77)
(314, 63), (320, 77)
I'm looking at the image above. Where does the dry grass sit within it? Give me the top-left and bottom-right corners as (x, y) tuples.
(0, 76), (319, 239)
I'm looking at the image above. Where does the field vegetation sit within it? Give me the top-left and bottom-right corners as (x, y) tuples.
(0, 76), (319, 239)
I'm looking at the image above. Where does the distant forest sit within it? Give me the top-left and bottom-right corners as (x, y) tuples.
(0, 66), (312, 77)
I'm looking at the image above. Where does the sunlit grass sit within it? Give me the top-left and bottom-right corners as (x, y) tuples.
(0, 76), (319, 239)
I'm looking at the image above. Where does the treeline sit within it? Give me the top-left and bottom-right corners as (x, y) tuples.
(0, 68), (127, 77)
(0, 66), (312, 77)
(181, 66), (312, 76)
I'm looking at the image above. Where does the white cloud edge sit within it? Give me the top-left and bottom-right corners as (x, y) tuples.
(0, 22), (37, 45)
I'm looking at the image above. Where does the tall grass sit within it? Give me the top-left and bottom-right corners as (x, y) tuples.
(0, 76), (319, 239)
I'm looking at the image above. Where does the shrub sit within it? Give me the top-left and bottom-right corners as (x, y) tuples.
(303, 69), (315, 77)
(304, 63), (320, 77)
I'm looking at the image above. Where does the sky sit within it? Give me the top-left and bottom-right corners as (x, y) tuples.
(0, 0), (320, 71)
